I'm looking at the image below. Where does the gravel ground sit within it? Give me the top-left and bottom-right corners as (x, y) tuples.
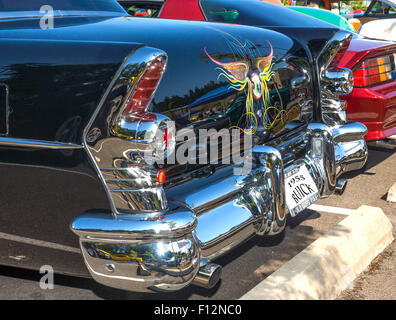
(338, 242), (395, 300)
(334, 146), (396, 300)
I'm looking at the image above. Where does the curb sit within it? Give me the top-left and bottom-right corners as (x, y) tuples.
(387, 182), (396, 202)
(239, 205), (394, 300)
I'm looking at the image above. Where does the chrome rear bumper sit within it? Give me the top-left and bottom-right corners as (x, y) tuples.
(332, 121), (368, 175)
(71, 121), (367, 292)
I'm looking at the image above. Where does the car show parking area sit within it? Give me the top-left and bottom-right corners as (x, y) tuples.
(0, 147), (394, 300)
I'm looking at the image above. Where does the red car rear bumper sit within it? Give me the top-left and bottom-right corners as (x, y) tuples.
(344, 81), (396, 141)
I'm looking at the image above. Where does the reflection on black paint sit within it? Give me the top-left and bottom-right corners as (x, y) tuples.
(1, 63), (117, 142)
(0, 84), (8, 135)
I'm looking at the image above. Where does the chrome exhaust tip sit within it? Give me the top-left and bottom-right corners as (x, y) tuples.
(335, 179), (347, 195)
(192, 262), (222, 289)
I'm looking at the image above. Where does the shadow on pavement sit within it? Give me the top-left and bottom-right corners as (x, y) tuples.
(0, 208), (328, 300)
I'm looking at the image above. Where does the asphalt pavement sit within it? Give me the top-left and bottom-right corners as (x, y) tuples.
(0, 146), (394, 300)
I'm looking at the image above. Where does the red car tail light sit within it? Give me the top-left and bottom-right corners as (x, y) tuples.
(123, 56), (165, 120)
(157, 170), (166, 184)
(353, 53), (396, 87)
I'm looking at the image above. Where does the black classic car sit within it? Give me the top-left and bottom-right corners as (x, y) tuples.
(0, 0), (367, 292)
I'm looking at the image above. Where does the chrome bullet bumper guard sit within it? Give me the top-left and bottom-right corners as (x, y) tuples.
(71, 121), (367, 292)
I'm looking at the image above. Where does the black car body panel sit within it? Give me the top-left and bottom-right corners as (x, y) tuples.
(0, 1), (368, 289)
(0, 11), (311, 276)
(0, 15), (316, 181)
(0, 15), (315, 135)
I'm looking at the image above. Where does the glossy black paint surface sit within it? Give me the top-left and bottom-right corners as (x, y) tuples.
(0, 4), (338, 276)
(0, 147), (110, 275)
(0, 15), (311, 136)
(0, 37), (138, 143)
(199, 0), (344, 58)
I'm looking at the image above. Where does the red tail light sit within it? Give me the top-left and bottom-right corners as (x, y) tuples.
(123, 56), (165, 118)
(114, 53), (175, 162)
(353, 53), (396, 87)
(157, 170), (166, 184)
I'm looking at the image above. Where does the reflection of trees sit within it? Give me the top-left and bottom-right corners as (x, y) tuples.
(1, 62), (118, 142)
(121, 62), (144, 81)
(198, 52), (245, 62)
(94, 240), (193, 268)
(198, 43), (264, 64)
(153, 80), (228, 113)
(96, 243), (157, 262)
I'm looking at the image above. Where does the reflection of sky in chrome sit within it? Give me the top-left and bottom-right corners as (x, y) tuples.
(156, 242), (166, 256)
(153, 221), (171, 234)
(157, 239), (191, 257)
(126, 166), (152, 185)
(175, 239), (191, 253)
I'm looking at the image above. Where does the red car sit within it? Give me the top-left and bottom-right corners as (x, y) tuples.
(118, 0), (396, 147)
(338, 39), (396, 145)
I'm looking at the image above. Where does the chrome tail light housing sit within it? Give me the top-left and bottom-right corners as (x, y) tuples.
(317, 31), (353, 126)
(83, 46), (173, 214)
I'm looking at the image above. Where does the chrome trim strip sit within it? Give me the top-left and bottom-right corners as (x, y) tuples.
(0, 10), (125, 20)
(0, 137), (82, 149)
(72, 209), (197, 241)
(110, 188), (158, 193)
(0, 231), (80, 254)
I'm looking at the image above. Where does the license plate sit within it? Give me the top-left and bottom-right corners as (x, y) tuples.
(285, 165), (319, 216)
